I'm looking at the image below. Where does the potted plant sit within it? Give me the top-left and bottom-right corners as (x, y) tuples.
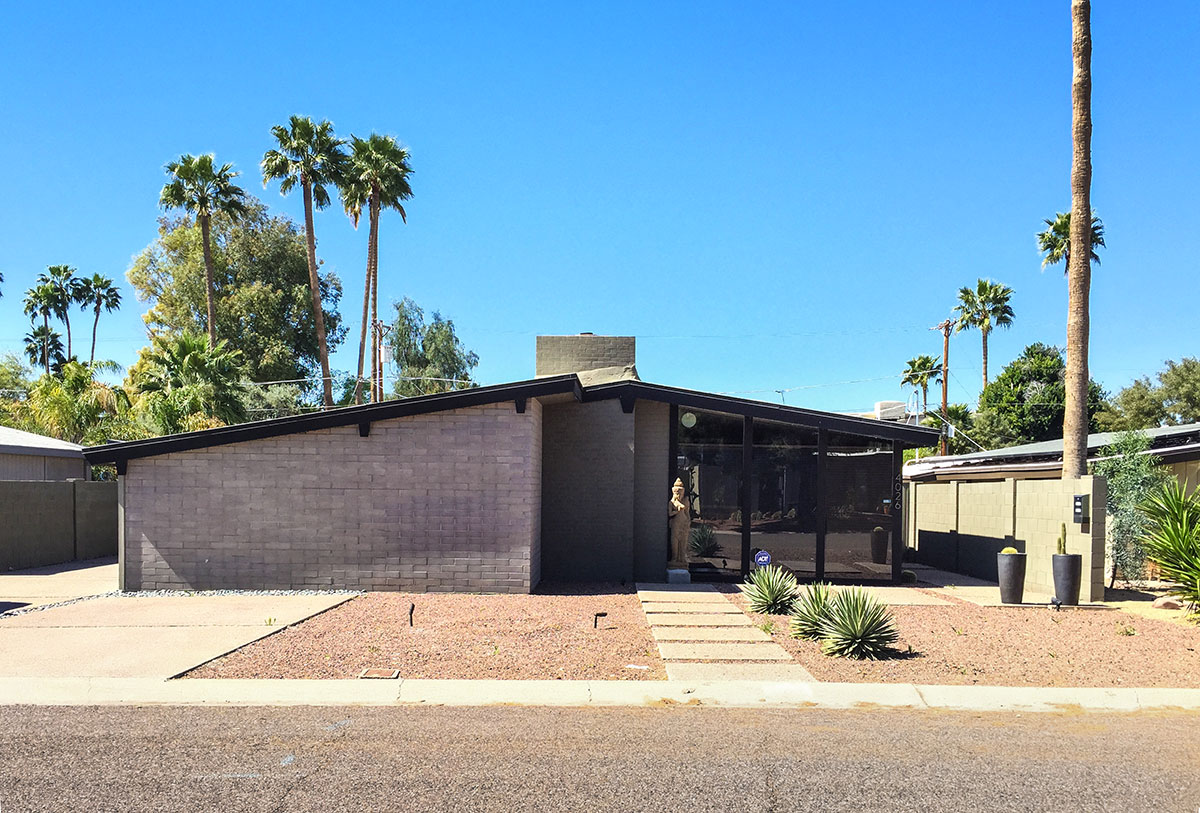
(870, 526), (889, 565)
(1052, 522), (1082, 605)
(997, 546), (1026, 604)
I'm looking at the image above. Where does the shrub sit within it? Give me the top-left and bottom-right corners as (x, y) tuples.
(789, 582), (832, 639)
(688, 525), (722, 557)
(1094, 431), (1167, 585)
(742, 565), (800, 615)
(818, 587), (899, 660)
(900, 569), (917, 583)
(1140, 482), (1200, 616)
(1000, 546), (1019, 554)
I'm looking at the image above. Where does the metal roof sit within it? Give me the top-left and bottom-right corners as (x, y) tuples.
(0, 426), (85, 460)
(82, 373), (940, 468)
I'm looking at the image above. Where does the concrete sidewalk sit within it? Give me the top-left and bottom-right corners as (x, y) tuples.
(2, 676), (1198, 713)
(0, 556), (117, 613)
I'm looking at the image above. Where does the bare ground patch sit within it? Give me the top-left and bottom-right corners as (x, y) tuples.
(186, 583), (665, 681)
(721, 587), (1200, 687)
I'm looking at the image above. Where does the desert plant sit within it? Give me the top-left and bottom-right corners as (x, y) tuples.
(900, 569), (917, 583)
(1139, 482), (1200, 615)
(742, 565), (800, 615)
(817, 587), (899, 660)
(688, 525), (722, 557)
(789, 582), (832, 640)
(1056, 523), (1068, 556)
(1000, 546), (1019, 554)
(1094, 431), (1167, 586)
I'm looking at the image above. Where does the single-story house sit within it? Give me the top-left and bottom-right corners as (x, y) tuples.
(83, 335), (938, 593)
(904, 423), (1200, 489)
(0, 426), (88, 481)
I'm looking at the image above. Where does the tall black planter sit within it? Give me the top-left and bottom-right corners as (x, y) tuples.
(997, 552), (1027, 605)
(1053, 553), (1082, 605)
(870, 527), (889, 565)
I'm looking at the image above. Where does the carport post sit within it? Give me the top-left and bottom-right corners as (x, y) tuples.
(815, 429), (827, 582)
(891, 445), (904, 584)
(740, 416), (752, 579)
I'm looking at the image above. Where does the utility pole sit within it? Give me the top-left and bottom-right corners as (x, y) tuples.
(933, 319), (952, 456)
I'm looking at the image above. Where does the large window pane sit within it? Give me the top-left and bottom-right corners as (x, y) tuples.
(749, 419), (819, 577)
(676, 409), (743, 576)
(825, 431), (895, 582)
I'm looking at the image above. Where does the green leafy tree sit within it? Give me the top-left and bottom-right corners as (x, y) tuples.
(901, 354), (942, 415)
(390, 298), (479, 397)
(127, 199), (344, 388)
(237, 383), (308, 421)
(0, 353), (31, 397)
(973, 343), (1104, 448)
(262, 116), (348, 408)
(1097, 377), (1166, 432)
(953, 279), (1015, 392)
(341, 133), (414, 404)
(1093, 431), (1167, 587)
(22, 283), (60, 375)
(1159, 358), (1200, 426)
(160, 154), (248, 348)
(5, 361), (135, 445)
(1036, 211), (1105, 274)
(131, 332), (249, 434)
(76, 273), (122, 365)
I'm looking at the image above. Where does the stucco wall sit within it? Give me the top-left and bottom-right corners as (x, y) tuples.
(120, 401), (543, 593)
(908, 476), (1107, 601)
(540, 399), (636, 582)
(633, 401), (669, 582)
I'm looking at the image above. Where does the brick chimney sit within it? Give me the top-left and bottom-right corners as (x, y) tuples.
(535, 334), (636, 377)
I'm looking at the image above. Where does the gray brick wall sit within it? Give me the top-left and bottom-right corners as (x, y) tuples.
(535, 335), (635, 376)
(633, 401), (669, 581)
(121, 401), (543, 593)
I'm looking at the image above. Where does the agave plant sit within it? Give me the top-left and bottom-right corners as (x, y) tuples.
(818, 587), (898, 660)
(1140, 482), (1200, 615)
(689, 525), (722, 557)
(742, 565), (800, 615)
(789, 582), (832, 640)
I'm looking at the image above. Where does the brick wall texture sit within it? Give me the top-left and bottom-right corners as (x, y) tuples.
(535, 335), (636, 376)
(121, 401), (543, 593)
(907, 475), (1107, 601)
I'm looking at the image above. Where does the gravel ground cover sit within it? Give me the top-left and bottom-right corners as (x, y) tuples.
(187, 584), (665, 681)
(720, 586), (1200, 687)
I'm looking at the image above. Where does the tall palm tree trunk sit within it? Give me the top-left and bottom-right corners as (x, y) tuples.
(369, 192), (381, 402)
(981, 329), (989, 392)
(199, 214), (219, 349)
(1063, 0), (1093, 479)
(301, 179), (334, 408)
(90, 305), (100, 365)
(354, 213), (373, 406)
(42, 312), (50, 376)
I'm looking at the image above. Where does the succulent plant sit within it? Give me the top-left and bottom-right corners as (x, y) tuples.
(688, 525), (722, 557)
(818, 587), (898, 660)
(1000, 546), (1020, 555)
(1056, 523), (1068, 556)
(789, 582), (832, 639)
(742, 565), (800, 615)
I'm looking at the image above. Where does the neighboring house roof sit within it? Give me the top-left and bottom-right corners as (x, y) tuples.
(0, 426), (85, 460)
(905, 422), (1200, 481)
(82, 373), (940, 469)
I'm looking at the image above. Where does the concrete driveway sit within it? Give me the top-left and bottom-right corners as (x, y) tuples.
(0, 559), (354, 678)
(0, 556), (117, 613)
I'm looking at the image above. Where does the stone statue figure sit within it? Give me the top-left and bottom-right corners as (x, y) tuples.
(668, 478), (691, 567)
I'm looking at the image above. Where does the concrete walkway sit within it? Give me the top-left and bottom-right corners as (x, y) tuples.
(1, 675), (1198, 713)
(0, 556), (117, 613)
(636, 583), (815, 681)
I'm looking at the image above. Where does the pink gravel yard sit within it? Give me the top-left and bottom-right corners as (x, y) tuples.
(187, 585), (665, 681)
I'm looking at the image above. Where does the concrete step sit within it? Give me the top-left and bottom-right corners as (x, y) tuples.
(644, 613), (753, 627)
(652, 627), (772, 642)
(636, 590), (731, 604)
(656, 643), (792, 661)
(664, 662), (816, 681)
(639, 602), (742, 614)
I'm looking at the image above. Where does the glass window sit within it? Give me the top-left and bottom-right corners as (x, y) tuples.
(825, 431), (895, 582)
(676, 409), (743, 577)
(748, 419), (819, 577)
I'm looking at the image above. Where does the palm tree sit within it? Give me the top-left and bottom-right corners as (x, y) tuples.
(14, 361), (130, 444)
(160, 154), (248, 348)
(136, 332), (249, 432)
(1063, 0), (1094, 479)
(1037, 211), (1104, 273)
(901, 354), (942, 415)
(261, 116), (348, 408)
(341, 134), (414, 404)
(23, 324), (64, 375)
(42, 265), (83, 359)
(953, 279), (1015, 393)
(23, 283), (59, 375)
(77, 273), (123, 365)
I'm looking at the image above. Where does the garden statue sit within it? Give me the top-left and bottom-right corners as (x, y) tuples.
(668, 478), (691, 567)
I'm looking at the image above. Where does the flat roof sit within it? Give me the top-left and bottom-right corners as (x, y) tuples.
(0, 426), (85, 460)
(82, 373), (940, 467)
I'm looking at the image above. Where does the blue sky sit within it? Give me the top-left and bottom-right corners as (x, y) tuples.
(1, 2), (1197, 412)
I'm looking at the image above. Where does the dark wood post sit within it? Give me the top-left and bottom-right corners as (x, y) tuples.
(891, 444), (905, 583)
(815, 428), (827, 582)
(668, 404), (679, 562)
(741, 416), (753, 579)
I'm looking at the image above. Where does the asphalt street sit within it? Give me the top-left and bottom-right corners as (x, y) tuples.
(1, 705), (1196, 812)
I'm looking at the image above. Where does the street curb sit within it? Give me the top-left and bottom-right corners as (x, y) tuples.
(2, 677), (1199, 713)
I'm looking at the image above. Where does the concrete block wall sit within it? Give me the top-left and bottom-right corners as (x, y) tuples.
(633, 401), (669, 581)
(535, 335), (636, 376)
(540, 399), (636, 582)
(120, 402), (543, 593)
(0, 480), (117, 570)
(908, 476), (1107, 601)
